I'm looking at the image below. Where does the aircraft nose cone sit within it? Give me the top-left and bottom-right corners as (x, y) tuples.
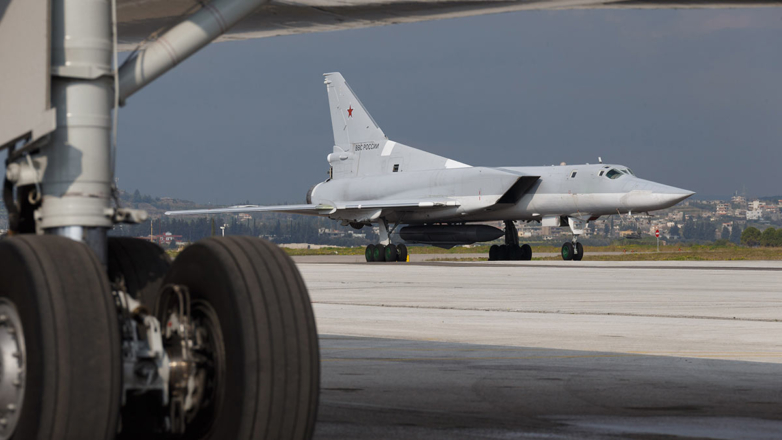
(621, 181), (694, 212)
(653, 185), (695, 209)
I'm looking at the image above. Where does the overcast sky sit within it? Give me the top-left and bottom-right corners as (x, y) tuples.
(117, 8), (782, 205)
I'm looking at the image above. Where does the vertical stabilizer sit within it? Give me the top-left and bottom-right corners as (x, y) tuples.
(324, 73), (386, 148)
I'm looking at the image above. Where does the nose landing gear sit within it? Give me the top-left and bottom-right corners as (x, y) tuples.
(561, 217), (586, 261)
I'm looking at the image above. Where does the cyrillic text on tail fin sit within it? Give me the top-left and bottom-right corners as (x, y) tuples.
(324, 72), (386, 148)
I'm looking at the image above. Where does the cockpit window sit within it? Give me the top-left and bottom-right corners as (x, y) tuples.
(624, 168), (635, 176)
(598, 170), (605, 177)
(605, 169), (624, 179)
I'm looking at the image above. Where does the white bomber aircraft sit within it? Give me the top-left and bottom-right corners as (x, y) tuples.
(167, 73), (694, 261)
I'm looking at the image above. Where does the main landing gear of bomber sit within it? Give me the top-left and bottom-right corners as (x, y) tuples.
(0, 235), (319, 440)
(489, 221), (533, 261)
(364, 218), (409, 262)
(365, 243), (409, 262)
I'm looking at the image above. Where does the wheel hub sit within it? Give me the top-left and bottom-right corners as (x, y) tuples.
(0, 300), (26, 440)
(161, 285), (224, 435)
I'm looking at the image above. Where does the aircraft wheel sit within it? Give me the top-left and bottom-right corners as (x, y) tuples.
(385, 244), (398, 262)
(561, 242), (574, 261)
(0, 235), (121, 440)
(488, 245), (499, 261)
(509, 245), (523, 261)
(108, 237), (171, 305)
(365, 244), (375, 262)
(521, 244), (532, 261)
(373, 244), (385, 262)
(573, 243), (584, 261)
(397, 244), (408, 262)
(155, 236), (319, 440)
(498, 245), (510, 261)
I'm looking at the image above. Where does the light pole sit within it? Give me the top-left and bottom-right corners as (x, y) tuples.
(220, 224), (228, 237)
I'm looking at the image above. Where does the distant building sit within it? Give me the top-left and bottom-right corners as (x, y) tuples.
(716, 203), (730, 215)
(746, 210), (762, 221)
(731, 195), (746, 205)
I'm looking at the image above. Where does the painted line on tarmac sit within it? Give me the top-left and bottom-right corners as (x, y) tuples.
(320, 353), (639, 363)
(305, 261), (782, 271)
(313, 301), (782, 323)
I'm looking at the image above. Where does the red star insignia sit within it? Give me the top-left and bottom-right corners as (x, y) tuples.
(347, 106), (354, 117)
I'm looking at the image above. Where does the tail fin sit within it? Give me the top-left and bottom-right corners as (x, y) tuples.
(324, 72), (386, 148)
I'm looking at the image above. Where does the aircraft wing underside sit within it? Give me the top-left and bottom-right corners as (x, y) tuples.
(165, 203), (338, 217)
(118, 0), (781, 50)
(165, 199), (461, 217)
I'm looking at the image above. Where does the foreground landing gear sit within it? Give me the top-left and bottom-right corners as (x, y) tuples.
(365, 243), (408, 262)
(156, 237), (320, 439)
(1, 235), (320, 440)
(0, 236), (121, 440)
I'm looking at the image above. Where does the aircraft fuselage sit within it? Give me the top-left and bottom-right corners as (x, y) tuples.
(309, 163), (693, 225)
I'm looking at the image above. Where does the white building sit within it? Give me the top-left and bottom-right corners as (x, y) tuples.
(746, 210), (762, 221)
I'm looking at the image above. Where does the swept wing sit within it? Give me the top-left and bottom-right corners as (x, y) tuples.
(165, 199), (460, 217)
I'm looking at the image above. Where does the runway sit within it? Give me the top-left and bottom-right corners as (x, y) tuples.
(299, 260), (782, 439)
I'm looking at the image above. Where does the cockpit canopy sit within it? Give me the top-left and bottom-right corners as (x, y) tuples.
(600, 166), (635, 179)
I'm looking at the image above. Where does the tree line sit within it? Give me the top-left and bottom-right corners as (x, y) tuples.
(109, 213), (379, 246)
(740, 227), (782, 247)
(678, 218), (742, 244)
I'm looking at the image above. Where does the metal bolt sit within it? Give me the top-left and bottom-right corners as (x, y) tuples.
(7, 404), (15, 412)
(12, 379), (20, 387)
(6, 328), (14, 335)
(0, 418), (7, 426)
(0, 315), (7, 324)
(11, 352), (19, 359)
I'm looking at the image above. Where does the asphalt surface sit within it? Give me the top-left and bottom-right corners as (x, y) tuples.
(299, 260), (782, 439)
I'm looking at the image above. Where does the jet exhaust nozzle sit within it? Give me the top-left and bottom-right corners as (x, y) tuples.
(400, 225), (504, 246)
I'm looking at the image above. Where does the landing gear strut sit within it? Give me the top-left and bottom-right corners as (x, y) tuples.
(489, 221), (532, 261)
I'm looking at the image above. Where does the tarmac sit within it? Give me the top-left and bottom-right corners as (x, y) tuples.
(297, 259), (782, 439)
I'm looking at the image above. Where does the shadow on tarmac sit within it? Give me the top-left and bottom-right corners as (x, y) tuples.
(315, 335), (782, 440)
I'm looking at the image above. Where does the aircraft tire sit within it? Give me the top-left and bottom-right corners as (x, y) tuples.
(397, 244), (408, 262)
(521, 244), (532, 261)
(156, 236), (319, 440)
(509, 245), (523, 261)
(373, 244), (386, 262)
(573, 243), (584, 261)
(0, 235), (121, 440)
(488, 245), (499, 261)
(561, 242), (574, 261)
(365, 244), (375, 262)
(385, 244), (398, 262)
(108, 237), (171, 305)
(498, 244), (510, 261)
